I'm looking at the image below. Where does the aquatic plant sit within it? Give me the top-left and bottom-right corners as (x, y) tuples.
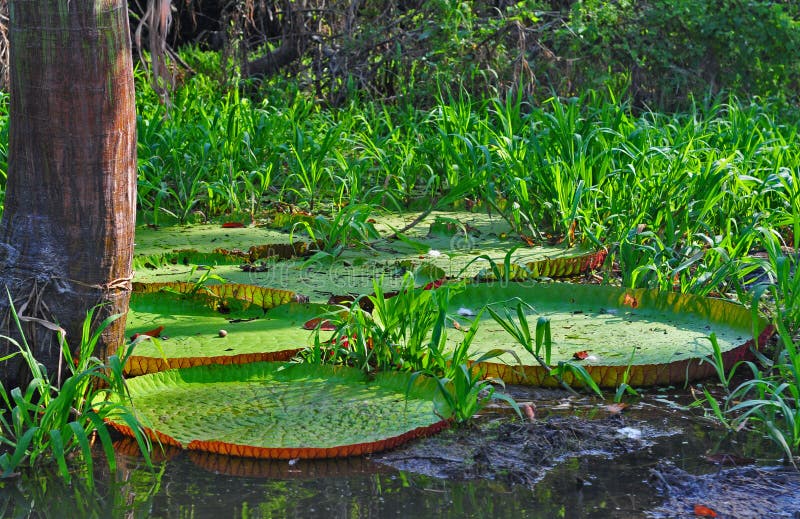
(292, 204), (380, 265)
(486, 301), (602, 398)
(103, 362), (451, 459)
(124, 281), (302, 376)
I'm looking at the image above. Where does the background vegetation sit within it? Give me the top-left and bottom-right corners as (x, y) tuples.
(137, 0), (800, 110)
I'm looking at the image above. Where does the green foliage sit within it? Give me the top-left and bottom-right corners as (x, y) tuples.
(486, 301), (603, 398)
(293, 204), (380, 265)
(301, 275), (519, 423)
(0, 301), (151, 484)
(695, 238), (800, 461)
(560, 0), (800, 108)
(697, 325), (800, 462)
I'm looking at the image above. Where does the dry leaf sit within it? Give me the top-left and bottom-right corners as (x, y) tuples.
(302, 318), (337, 331)
(693, 504), (717, 517)
(605, 403), (628, 415)
(130, 325), (164, 342)
(521, 403), (536, 422)
(423, 279), (445, 290)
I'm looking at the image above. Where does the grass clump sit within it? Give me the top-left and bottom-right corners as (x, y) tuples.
(695, 234), (800, 461)
(0, 301), (150, 484)
(300, 275), (520, 423)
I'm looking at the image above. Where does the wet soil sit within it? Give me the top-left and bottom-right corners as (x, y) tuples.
(374, 385), (800, 518)
(377, 413), (658, 487)
(649, 462), (800, 518)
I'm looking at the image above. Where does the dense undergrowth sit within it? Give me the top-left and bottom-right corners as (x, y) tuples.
(131, 57), (799, 458)
(1, 0), (800, 476)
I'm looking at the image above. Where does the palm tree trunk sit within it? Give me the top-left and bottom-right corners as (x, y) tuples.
(0, 0), (136, 386)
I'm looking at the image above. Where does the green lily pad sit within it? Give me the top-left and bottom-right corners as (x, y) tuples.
(446, 282), (772, 387)
(124, 283), (332, 375)
(104, 362), (450, 459)
(133, 211), (606, 302)
(134, 223), (309, 258)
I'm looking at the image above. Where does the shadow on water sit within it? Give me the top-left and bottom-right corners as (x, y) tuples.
(1, 387), (797, 519)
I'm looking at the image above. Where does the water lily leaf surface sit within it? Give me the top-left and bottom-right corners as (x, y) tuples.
(133, 211), (605, 302)
(447, 282), (772, 387)
(104, 362), (450, 459)
(124, 283), (331, 375)
(134, 224), (309, 258)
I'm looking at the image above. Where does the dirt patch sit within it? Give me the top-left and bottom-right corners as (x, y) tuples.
(375, 413), (661, 486)
(374, 389), (800, 518)
(647, 461), (800, 519)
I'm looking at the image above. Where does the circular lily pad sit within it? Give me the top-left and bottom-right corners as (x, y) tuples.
(131, 211), (607, 301)
(105, 362), (450, 459)
(447, 282), (773, 387)
(124, 283), (333, 376)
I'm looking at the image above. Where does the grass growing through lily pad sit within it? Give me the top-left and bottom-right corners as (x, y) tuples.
(301, 274), (519, 423)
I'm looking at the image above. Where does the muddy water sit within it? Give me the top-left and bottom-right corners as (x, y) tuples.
(2, 387), (794, 519)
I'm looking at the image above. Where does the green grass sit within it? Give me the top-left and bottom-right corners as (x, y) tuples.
(301, 275), (520, 423)
(126, 69), (800, 277)
(0, 302), (151, 484)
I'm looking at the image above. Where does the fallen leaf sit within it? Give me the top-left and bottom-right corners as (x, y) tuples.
(130, 325), (164, 342)
(623, 293), (639, 308)
(221, 222), (245, 228)
(302, 318), (337, 331)
(521, 403), (536, 422)
(572, 350), (589, 360)
(423, 279), (445, 290)
(605, 403), (628, 414)
(693, 504), (717, 517)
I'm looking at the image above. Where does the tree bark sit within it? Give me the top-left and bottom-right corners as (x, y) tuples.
(0, 0), (136, 386)
(245, 0), (307, 79)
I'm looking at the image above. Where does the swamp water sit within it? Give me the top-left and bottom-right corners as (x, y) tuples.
(3, 386), (798, 519)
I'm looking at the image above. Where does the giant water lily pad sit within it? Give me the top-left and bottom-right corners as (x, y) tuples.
(133, 211), (606, 301)
(124, 282), (331, 376)
(105, 362), (450, 459)
(134, 223), (311, 258)
(447, 282), (772, 387)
